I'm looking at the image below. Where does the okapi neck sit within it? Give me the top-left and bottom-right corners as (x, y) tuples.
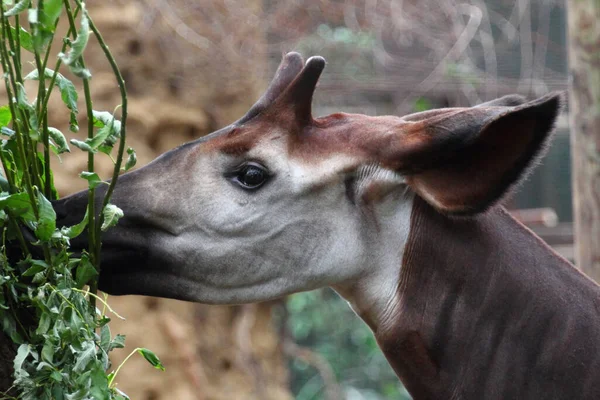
(376, 197), (600, 399)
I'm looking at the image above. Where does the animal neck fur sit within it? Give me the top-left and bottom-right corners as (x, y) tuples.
(339, 196), (600, 400)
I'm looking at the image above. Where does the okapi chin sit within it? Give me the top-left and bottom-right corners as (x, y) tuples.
(13, 52), (600, 398)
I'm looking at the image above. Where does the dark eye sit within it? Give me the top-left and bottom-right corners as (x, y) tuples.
(233, 163), (269, 190)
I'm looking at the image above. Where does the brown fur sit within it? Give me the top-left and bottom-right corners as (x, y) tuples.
(377, 197), (600, 400)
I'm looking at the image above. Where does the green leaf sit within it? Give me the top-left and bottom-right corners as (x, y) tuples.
(0, 192), (35, 221)
(89, 363), (110, 400)
(86, 123), (113, 150)
(36, 312), (51, 335)
(61, 208), (88, 239)
(50, 370), (63, 382)
(70, 139), (96, 153)
(1, 126), (15, 137)
(97, 315), (111, 327)
(75, 255), (97, 289)
(73, 340), (96, 373)
(28, 110), (39, 131)
(27, 7), (36, 23)
(69, 113), (79, 132)
(41, 340), (54, 363)
(13, 343), (30, 372)
(90, 110), (121, 150)
(79, 171), (104, 189)
(114, 391), (130, 400)
(124, 147), (136, 171)
(57, 79), (78, 115)
(25, 68), (78, 115)
(4, 0), (29, 16)
(92, 111), (116, 127)
(109, 334), (126, 351)
(137, 348), (165, 371)
(37, 151), (59, 200)
(22, 260), (48, 276)
(100, 324), (111, 352)
(32, 271), (45, 283)
(101, 204), (123, 231)
(2, 315), (23, 344)
(48, 127), (70, 153)
(0, 105), (12, 127)
(0, 175), (9, 192)
(15, 82), (34, 112)
(10, 26), (34, 52)
(40, 0), (62, 29)
(68, 64), (92, 79)
(35, 190), (56, 241)
(58, 8), (89, 66)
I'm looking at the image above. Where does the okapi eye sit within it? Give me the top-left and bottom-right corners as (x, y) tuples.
(233, 163), (269, 190)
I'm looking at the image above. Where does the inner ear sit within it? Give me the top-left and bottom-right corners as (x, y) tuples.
(346, 165), (406, 205)
(404, 93), (562, 215)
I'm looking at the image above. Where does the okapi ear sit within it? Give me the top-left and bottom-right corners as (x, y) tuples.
(401, 92), (563, 215)
(475, 94), (528, 108)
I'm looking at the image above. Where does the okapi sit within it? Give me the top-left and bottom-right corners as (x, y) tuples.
(6, 52), (600, 398)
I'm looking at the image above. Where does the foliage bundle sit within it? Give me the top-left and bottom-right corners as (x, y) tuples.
(284, 290), (411, 400)
(0, 1), (162, 399)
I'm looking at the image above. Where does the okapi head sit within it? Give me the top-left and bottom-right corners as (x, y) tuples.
(54, 52), (562, 314)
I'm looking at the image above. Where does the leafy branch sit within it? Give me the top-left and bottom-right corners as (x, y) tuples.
(0, 1), (160, 398)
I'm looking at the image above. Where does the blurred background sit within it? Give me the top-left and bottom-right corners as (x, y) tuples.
(24, 0), (571, 398)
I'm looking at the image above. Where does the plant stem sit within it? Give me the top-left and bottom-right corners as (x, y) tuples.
(5, 16), (44, 192)
(83, 78), (95, 252)
(79, 3), (128, 282)
(0, 19), (21, 196)
(108, 347), (143, 387)
(72, 288), (126, 320)
(33, 50), (52, 197)
(63, 0), (97, 310)
(14, 15), (20, 72)
(0, 12), (39, 219)
(33, 12), (57, 199)
(4, 15), (21, 84)
(69, 1), (129, 304)
(8, 216), (28, 256)
(38, 6), (80, 131)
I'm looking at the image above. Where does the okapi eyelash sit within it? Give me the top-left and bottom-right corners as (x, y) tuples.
(225, 160), (271, 176)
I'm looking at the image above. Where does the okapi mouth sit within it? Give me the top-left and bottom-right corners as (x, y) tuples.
(48, 186), (182, 298)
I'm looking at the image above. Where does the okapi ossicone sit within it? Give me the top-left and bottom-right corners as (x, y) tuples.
(11, 53), (600, 398)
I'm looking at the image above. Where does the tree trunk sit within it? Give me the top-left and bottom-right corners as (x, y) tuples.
(568, 0), (600, 282)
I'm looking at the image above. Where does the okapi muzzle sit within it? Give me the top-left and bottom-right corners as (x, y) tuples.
(47, 53), (600, 399)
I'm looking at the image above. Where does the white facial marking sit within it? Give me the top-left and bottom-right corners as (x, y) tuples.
(140, 133), (414, 319)
(332, 166), (415, 330)
(142, 134), (367, 303)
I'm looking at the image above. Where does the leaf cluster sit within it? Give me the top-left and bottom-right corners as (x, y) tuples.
(0, 1), (161, 398)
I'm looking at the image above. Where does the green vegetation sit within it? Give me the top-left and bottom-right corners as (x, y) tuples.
(296, 24), (377, 80)
(0, 1), (160, 398)
(283, 289), (412, 400)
